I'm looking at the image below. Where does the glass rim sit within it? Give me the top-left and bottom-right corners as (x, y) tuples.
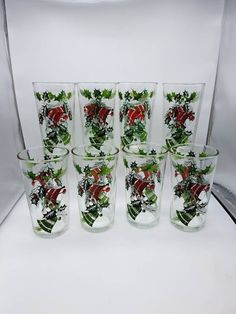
(170, 144), (219, 159)
(32, 81), (76, 86)
(162, 82), (206, 86)
(71, 145), (119, 159)
(17, 146), (69, 163)
(118, 81), (158, 85)
(122, 143), (167, 157)
(77, 82), (117, 85)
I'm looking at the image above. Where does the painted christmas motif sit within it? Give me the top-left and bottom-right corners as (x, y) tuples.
(164, 90), (198, 148)
(119, 89), (153, 146)
(75, 158), (114, 227)
(36, 90), (73, 147)
(172, 152), (215, 226)
(24, 165), (68, 234)
(80, 88), (115, 148)
(124, 153), (161, 222)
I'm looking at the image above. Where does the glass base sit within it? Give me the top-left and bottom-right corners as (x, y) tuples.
(33, 225), (68, 238)
(170, 217), (205, 232)
(81, 215), (114, 233)
(81, 222), (113, 233)
(127, 212), (159, 229)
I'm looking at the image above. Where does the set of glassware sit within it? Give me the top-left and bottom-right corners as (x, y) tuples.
(17, 82), (219, 237)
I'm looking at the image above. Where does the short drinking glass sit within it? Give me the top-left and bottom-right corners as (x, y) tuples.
(122, 144), (167, 228)
(170, 144), (219, 231)
(72, 144), (119, 232)
(17, 146), (70, 237)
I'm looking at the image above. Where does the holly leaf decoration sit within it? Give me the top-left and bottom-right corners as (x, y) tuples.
(81, 89), (92, 99)
(67, 92), (72, 99)
(54, 167), (66, 179)
(118, 91), (123, 100)
(75, 164), (82, 174)
(102, 89), (113, 99)
(142, 162), (158, 172)
(35, 92), (42, 101)
(123, 158), (129, 168)
(199, 152), (207, 158)
(25, 171), (36, 180)
(100, 165), (113, 175)
(200, 165), (215, 175)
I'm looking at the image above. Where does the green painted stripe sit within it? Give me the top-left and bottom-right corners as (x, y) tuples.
(127, 204), (142, 220)
(82, 211), (99, 227)
(144, 188), (158, 204)
(176, 210), (196, 226)
(37, 217), (57, 233)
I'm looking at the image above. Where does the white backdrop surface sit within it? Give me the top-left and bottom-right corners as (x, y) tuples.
(6, 0), (224, 147)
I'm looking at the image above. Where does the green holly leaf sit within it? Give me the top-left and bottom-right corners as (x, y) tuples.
(47, 91), (55, 101)
(81, 89), (92, 99)
(123, 158), (129, 168)
(100, 165), (113, 175)
(25, 171), (36, 180)
(75, 164), (82, 174)
(67, 92), (72, 99)
(189, 91), (197, 102)
(142, 162), (158, 172)
(54, 167), (66, 179)
(35, 92), (42, 101)
(199, 152), (207, 158)
(175, 164), (185, 174)
(138, 148), (147, 155)
(149, 91), (154, 98)
(131, 90), (142, 101)
(118, 91), (123, 100)
(102, 89), (113, 99)
(200, 165), (215, 175)
(56, 90), (66, 102)
(166, 92), (175, 102)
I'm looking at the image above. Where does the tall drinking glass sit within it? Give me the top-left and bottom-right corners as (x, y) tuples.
(77, 83), (116, 149)
(33, 82), (75, 148)
(163, 83), (205, 149)
(118, 82), (157, 147)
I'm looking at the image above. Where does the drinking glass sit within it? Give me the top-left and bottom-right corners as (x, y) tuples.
(163, 83), (205, 149)
(170, 144), (219, 231)
(118, 82), (157, 147)
(122, 143), (167, 228)
(77, 82), (116, 148)
(33, 82), (75, 148)
(72, 144), (119, 232)
(17, 146), (70, 237)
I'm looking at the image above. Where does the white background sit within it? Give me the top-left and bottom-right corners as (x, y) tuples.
(6, 0), (224, 147)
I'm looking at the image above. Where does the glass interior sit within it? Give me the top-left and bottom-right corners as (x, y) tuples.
(17, 146), (69, 162)
(72, 144), (119, 158)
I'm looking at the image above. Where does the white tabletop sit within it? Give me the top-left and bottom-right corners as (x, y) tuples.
(0, 165), (236, 314)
